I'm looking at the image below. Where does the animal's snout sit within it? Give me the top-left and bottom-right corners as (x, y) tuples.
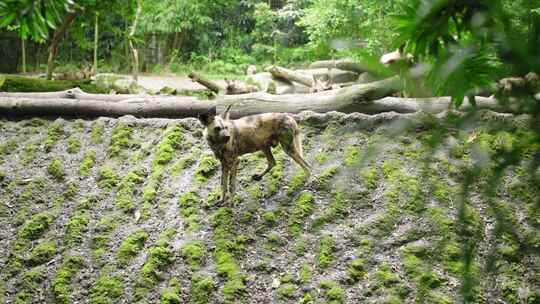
(223, 135), (231, 142)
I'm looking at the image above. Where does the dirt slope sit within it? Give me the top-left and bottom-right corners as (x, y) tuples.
(0, 111), (538, 304)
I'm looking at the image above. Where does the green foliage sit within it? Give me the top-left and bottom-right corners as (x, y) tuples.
(135, 229), (176, 300)
(117, 230), (148, 266)
(47, 158), (65, 181)
(15, 266), (47, 303)
(195, 155), (219, 183)
(180, 241), (206, 269)
(154, 125), (184, 166)
(347, 258), (366, 282)
(319, 279), (345, 304)
(52, 256), (84, 304)
(45, 122), (64, 152)
(317, 234), (335, 269)
(160, 278), (182, 304)
(64, 212), (89, 247)
(288, 192), (314, 235)
(115, 169), (145, 212)
(108, 123), (133, 158)
(18, 212), (54, 240)
(67, 136), (81, 154)
(0, 75), (108, 93)
(314, 165), (339, 190)
(178, 191), (202, 231)
(287, 171), (306, 196)
(79, 151), (96, 177)
(96, 166), (119, 189)
(90, 122), (104, 144)
(90, 271), (124, 304)
(27, 240), (56, 266)
(190, 273), (216, 304)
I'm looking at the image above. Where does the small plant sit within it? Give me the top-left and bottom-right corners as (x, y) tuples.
(47, 158), (65, 181)
(18, 212), (54, 240)
(317, 234), (335, 269)
(117, 230), (148, 266)
(108, 123), (133, 158)
(90, 271), (124, 304)
(64, 212), (90, 247)
(180, 241), (206, 269)
(79, 151), (96, 177)
(44, 121), (64, 152)
(288, 192), (314, 236)
(190, 272), (216, 304)
(97, 166), (119, 189)
(52, 256), (84, 304)
(67, 136), (81, 154)
(194, 155), (219, 183)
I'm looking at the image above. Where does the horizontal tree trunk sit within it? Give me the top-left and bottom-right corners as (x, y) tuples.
(266, 65), (314, 87)
(0, 77), (518, 119)
(309, 59), (369, 74)
(189, 72), (222, 94)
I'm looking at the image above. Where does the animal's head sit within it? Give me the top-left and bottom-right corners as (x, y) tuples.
(199, 104), (233, 144)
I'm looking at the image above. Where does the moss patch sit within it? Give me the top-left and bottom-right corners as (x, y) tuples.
(44, 121), (65, 152)
(1, 75), (107, 93)
(79, 151), (96, 177)
(47, 158), (65, 181)
(108, 122), (134, 158)
(180, 240), (206, 269)
(18, 211), (55, 240)
(27, 240), (56, 266)
(194, 155), (219, 183)
(114, 169), (145, 212)
(67, 136), (81, 154)
(288, 192), (314, 236)
(52, 256), (84, 304)
(96, 166), (119, 190)
(117, 230), (148, 266)
(178, 191), (202, 231)
(317, 234), (335, 269)
(90, 270), (124, 304)
(64, 212), (90, 247)
(190, 272), (216, 304)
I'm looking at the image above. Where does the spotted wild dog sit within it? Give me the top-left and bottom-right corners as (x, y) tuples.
(199, 105), (312, 204)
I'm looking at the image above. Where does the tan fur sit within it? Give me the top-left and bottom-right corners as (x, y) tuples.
(199, 108), (311, 204)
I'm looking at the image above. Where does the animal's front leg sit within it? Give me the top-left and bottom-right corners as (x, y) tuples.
(220, 162), (230, 204)
(228, 159), (239, 201)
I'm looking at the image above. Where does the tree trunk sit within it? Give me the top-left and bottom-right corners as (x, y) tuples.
(46, 11), (78, 80)
(93, 13), (99, 73)
(21, 38), (27, 74)
(266, 65), (314, 87)
(188, 72), (222, 94)
(129, 0), (142, 81)
(309, 59), (369, 75)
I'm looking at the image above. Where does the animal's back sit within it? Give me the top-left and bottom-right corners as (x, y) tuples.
(232, 113), (298, 154)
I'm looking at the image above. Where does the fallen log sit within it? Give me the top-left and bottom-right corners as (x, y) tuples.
(266, 65), (314, 88)
(188, 72), (221, 94)
(0, 76), (520, 119)
(309, 59), (370, 74)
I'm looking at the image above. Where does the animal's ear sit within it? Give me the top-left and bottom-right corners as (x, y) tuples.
(198, 107), (216, 126)
(223, 104), (233, 121)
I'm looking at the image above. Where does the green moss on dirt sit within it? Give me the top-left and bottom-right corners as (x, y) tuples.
(108, 123), (134, 158)
(288, 191), (314, 236)
(27, 240), (56, 266)
(160, 277), (182, 304)
(211, 207), (247, 302)
(314, 165), (339, 191)
(90, 271), (124, 304)
(47, 158), (65, 181)
(90, 121), (104, 144)
(1, 75), (107, 93)
(287, 171), (306, 196)
(153, 125), (184, 166)
(135, 228), (176, 300)
(20, 142), (38, 165)
(117, 230), (148, 266)
(14, 266), (47, 303)
(0, 138), (18, 160)
(52, 256), (84, 304)
(190, 272), (216, 304)
(171, 154), (197, 177)
(44, 121), (65, 152)
(18, 211), (55, 240)
(320, 279), (345, 304)
(299, 263), (312, 284)
(178, 191), (202, 231)
(195, 155), (219, 183)
(317, 234), (335, 269)
(79, 150), (96, 177)
(64, 212), (90, 247)
(115, 169), (145, 212)
(180, 241), (206, 269)
(67, 136), (81, 154)
(96, 166), (119, 189)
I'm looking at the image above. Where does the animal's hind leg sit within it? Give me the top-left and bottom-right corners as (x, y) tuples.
(280, 130), (312, 178)
(252, 147), (275, 181)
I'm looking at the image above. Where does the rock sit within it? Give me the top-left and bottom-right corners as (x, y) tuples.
(271, 277), (280, 289)
(112, 78), (145, 94)
(159, 86), (177, 95)
(94, 73), (123, 90)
